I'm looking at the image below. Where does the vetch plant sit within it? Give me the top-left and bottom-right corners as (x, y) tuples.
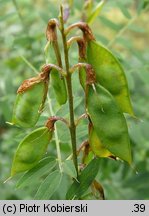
(9, 6), (134, 200)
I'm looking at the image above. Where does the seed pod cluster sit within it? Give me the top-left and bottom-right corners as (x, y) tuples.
(76, 36), (133, 164)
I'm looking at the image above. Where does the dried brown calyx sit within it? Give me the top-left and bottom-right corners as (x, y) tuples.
(46, 19), (59, 42)
(45, 116), (58, 131)
(77, 38), (86, 59)
(86, 64), (96, 85)
(45, 116), (69, 131)
(65, 22), (95, 42)
(17, 70), (50, 94)
(41, 63), (66, 77)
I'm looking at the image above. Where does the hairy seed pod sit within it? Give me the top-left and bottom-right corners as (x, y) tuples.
(12, 71), (49, 128)
(11, 126), (53, 176)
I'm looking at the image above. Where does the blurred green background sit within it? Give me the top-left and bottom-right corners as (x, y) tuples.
(0, 0), (149, 199)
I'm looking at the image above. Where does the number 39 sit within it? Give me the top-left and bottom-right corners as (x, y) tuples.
(133, 204), (145, 212)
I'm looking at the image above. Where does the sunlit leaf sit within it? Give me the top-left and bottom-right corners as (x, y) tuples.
(87, 40), (133, 115)
(87, 0), (105, 24)
(117, 2), (132, 19)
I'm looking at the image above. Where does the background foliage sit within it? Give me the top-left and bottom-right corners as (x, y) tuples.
(0, 0), (149, 199)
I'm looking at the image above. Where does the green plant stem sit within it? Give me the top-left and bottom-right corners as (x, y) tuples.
(47, 95), (63, 172)
(20, 55), (38, 74)
(59, 6), (79, 177)
(44, 42), (63, 173)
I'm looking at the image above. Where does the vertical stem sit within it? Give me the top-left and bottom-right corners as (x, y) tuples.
(59, 6), (78, 177)
(44, 43), (63, 173)
(47, 95), (63, 172)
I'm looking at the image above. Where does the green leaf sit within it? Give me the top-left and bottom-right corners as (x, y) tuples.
(34, 170), (62, 200)
(117, 2), (132, 19)
(87, 84), (132, 164)
(137, 1), (145, 14)
(0, 0), (11, 6)
(117, 37), (132, 49)
(123, 172), (149, 189)
(87, 0), (105, 24)
(99, 16), (122, 31)
(87, 40), (133, 115)
(56, 96), (82, 118)
(128, 24), (145, 33)
(16, 156), (57, 189)
(0, 12), (16, 22)
(66, 158), (100, 200)
(11, 127), (53, 176)
(62, 160), (77, 179)
(143, 0), (149, 10)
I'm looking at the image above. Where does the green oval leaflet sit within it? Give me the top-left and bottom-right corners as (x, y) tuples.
(11, 126), (53, 176)
(12, 73), (49, 128)
(89, 126), (112, 158)
(87, 83), (132, 164)
(87, 40), (133, 115)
